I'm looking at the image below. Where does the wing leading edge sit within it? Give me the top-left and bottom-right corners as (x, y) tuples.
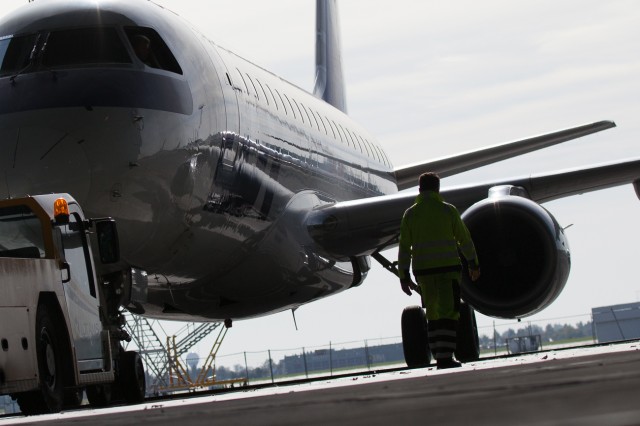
(394, 120), (616, 190)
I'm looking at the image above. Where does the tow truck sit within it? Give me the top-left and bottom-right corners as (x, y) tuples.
(0, 194), (145, 415)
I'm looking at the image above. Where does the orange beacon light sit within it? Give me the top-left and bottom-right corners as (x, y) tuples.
(53, 198), (70, 224)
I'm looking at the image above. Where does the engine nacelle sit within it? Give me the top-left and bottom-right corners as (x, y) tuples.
(460, 187), (571, 318)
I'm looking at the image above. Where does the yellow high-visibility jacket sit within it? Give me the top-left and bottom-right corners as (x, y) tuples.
(398, 191), (479, 280)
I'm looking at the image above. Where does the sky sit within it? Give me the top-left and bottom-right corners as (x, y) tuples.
(1, 1), (639, 359)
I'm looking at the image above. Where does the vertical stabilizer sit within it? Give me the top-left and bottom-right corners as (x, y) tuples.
(313, 0), (347, 113)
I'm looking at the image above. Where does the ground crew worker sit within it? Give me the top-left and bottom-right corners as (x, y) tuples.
(398, 172), (480, 369)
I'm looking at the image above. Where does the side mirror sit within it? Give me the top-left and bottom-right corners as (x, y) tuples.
(95, 220), (120, 264)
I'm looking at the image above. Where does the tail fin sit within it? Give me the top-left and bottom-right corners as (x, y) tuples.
(313, 0), (347, 113)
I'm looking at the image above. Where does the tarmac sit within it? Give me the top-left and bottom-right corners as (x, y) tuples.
(3, 340), (640, 426)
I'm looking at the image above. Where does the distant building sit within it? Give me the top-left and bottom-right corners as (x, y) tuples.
(592, 302), (640, 343)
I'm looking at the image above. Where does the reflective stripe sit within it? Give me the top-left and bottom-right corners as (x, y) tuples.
(412, 251), (460, 262)
(413, 265), (462, 276)
(413, 240), (457, 250)
(398, 251), (412, 273)
(438, 341), (457, 350)
(459, 241), (475, 252)
(429, 329), (457, 338)
(459, 241), (477, 260)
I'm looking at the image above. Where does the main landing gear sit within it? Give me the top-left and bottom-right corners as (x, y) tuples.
(370, 252), (480, 368)
(400, 301), (480, 368)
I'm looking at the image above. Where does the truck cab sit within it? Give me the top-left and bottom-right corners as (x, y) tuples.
(0, 194), (145, 414)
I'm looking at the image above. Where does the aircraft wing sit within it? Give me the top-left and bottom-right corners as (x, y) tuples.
(307, 157), (640, 259)
(394, 120), (616, 190)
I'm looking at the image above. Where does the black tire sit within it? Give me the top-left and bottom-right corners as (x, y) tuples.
(120, 351), (146, 404)
(17, 305), (67, 415)
(401, 305), (431, 368)
(456, 300), (480, 362)
(86, 384), (112, 407)
(63, 388), (84, 409)
(15, 391), (46, 415)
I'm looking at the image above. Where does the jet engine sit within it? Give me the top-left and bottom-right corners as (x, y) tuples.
(460, 186), (571, 318)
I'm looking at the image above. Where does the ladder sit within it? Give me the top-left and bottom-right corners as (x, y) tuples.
(194, 324), (229, 386)
(164, 335), (194, 390)
(123, 312), (170, 389)
(173, 322), (221, 358)
(123, 312), (222, 392)
(160, 320), (246, 391)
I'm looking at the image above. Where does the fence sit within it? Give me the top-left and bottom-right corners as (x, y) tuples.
(145, 313), (602, 395)
(148, 336), (406, 395)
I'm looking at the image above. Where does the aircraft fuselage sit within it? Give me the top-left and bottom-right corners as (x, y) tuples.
(0, 1), (396, 321)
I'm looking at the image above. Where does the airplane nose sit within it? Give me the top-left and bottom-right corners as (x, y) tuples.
(0, 123), (91, 201)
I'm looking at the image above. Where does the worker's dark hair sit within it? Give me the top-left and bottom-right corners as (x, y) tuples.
(419, 172), (440, 193)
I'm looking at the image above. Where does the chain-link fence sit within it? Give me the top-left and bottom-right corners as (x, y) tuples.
(204, 336), (406, 388)
(145, 313), (601, 395)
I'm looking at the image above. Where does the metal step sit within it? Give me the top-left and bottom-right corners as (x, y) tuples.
(123, 312), (222, 392)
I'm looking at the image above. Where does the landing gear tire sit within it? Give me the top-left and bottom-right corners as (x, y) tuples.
(17, 305), (67, 415)
(455, 300), (480, 362)
(401, 305), (431, 368)
(120, 351), (146, 404)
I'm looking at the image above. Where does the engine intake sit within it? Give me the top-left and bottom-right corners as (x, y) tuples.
(460, 191), (570, 318)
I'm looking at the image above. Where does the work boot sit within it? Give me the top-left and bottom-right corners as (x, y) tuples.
(436, 358), (461, 370)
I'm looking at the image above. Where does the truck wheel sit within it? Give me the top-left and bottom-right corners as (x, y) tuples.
(120, 351), (146, 404)
(17, 306), (66, 414)
(15, 391), (46, 415)
(63, 388), (84, 408)
(401, 305), (431, 368)
(86, 384), (112, 407)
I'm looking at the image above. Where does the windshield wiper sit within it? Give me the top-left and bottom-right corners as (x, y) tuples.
(10, 33), (42, 85)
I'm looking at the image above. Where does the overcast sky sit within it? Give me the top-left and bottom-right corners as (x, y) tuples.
(1, 1), (639, 359)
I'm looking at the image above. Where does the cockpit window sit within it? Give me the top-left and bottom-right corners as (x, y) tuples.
(42, 27), (131, 68)
(124, 27), (182, 75)
(1, 26), (182, 77)
(0, 34), (39, 77)
(1, 28), (131, 77)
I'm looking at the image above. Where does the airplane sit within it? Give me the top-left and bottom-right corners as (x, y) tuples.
(0, 0), (639, 365)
